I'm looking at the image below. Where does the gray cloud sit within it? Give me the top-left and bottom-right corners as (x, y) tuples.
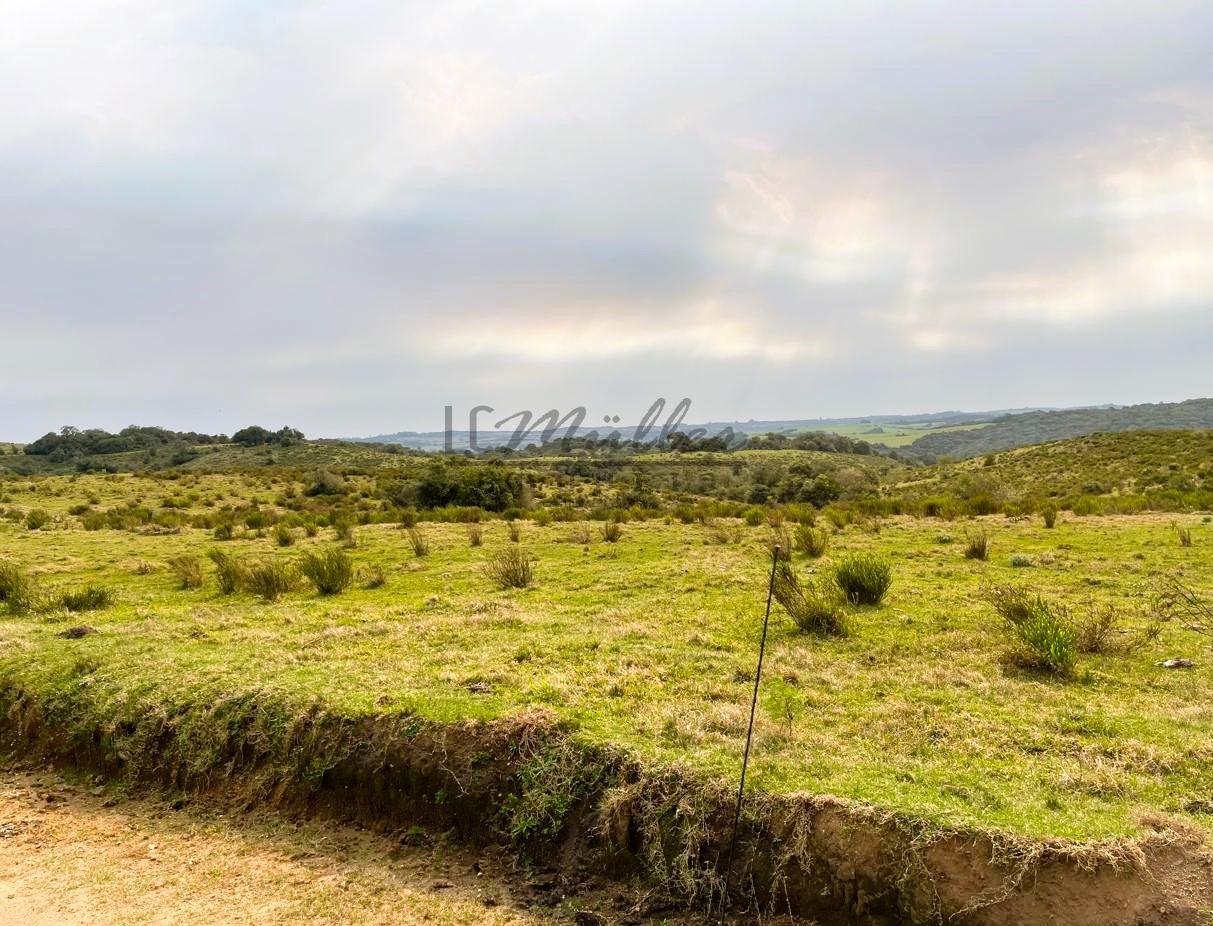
(1, 0), (1211, 440)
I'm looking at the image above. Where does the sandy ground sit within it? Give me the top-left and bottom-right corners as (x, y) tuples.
(0, 765), (565, 926)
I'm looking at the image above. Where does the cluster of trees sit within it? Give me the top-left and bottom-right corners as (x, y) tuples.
(231, 426), (306, 447)
(24, 426), (227, 459)
(381, 464), (529, 513)
(24, 424), (306, 460)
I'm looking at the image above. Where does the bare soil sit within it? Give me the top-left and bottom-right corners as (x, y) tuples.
(0, 764), (565, 926)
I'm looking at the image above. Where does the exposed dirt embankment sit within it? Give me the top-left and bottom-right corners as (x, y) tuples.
(1, 681), (1209, 925)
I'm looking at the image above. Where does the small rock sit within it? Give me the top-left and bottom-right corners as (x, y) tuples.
(1156, 658), (1195, 669)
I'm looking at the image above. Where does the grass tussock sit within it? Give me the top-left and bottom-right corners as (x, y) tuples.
(486, 546), (534, 590)
(408, 526), (430, 557)
(772, 561), (847, 636)
(794, 523), (829, 558)
(1042, 506), (1058, 529)
(208, 549), (250, 595)
(467, 523), (483, 547)
(167, 555), (204, 590)
(990, 586), (1077, 676)
(601, 521), (623, 543)
(964, 530), (990, 561)
(832, 553), (892, 605)
(764, 522), (792, 560)
(0, 560), (41, 614)
(508, 521), (522, 543)
(59, 585), (115, 612)
(246, 560), (296, 602)
(274, 524), (295, 547)
(362, 564), (387, 589)
(299, 547), (354, 596)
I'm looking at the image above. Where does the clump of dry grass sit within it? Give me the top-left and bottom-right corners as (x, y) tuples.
(408, 526), (430, 557)
(765, 522), (792, 561)
(486, 546), (533, 589)
(246, 560), (296, 602)
(601, 521), (623, 543)
(362, 564), (387, 589)
(772, 561), (847, 636)
(208, 549), (250, 595)
(1155, 577), (1213, 637)
(299, 547), (354, 595)
(794, 523), (829, 558)
(467, 523), (483, 547)
(508, 521), (522, 543)
(167, 555), (204, 590)
(964, 530), (989, 561)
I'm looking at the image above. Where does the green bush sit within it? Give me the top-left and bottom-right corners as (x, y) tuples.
(246, 560), (296, 602)
(274, 524), (295, 547)
(59, 585), (114, 612)
(833, 553), (892, 605)
(772, 561), (847, 636)
(299, 547), (354, 596)
(990, 586), (1077, 676)
(208, 549), (250, 595)
(601, 521), (623, 543)
(167, 555), (204, 589)
(1009, 553), (1035, 568)
(0, 560), (36, 612)
(1042, 506), (1058, 529)
(25, 509), (51, 530)
(794, 523), (829, 558)
(486, 546), (534, 590)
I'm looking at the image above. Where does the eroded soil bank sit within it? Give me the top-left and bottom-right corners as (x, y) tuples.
(1, 682), (1209, 925)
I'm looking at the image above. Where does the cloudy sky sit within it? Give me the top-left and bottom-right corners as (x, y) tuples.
(2, 0), (1211, 440)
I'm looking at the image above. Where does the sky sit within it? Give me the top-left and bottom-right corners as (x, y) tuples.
(2, 0), (1212, 441)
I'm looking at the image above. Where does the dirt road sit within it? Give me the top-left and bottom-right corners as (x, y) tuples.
(0, 765), (564, 926)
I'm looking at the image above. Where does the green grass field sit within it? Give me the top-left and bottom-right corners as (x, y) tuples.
(807, 422), (990, 447)
(3, 475), (1211, 845)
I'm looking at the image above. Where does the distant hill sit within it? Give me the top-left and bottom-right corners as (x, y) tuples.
(906, 398), (1213, 459)
(353, 407), (1057, 451)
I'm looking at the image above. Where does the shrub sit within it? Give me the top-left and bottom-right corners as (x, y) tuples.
(299, 547), (354, 595)
(0, 560), (38, 612)
(25, 509), (51, 530)
(794, 524), (829, 558)
(335, 519), (357, 548)
(208, 549), (250, 595)
(990, 587), (1077, 676)
(1155, 577), (1213, 637)
(408, 526), (430, 557)
(167, 555), (204, 590)
(362, 564), (387, 589)
(833, 554), (892, 605)
(772, 561), (847, 636)
(59, 585), (114, 612)
(508, 521), (522, 543)
(274, 524), (295, 547)
(764, 522), (791, 560)
(0, 560), (29, 603)
(246, 560), (296, 602)
(1042, 506), (1058, 529)
(964, 530), (989, 561)
(601, 521), (623, 543)
(1177, 526), (1193, 547)
(399, 507), (418, 528)
(486, 546), (534, 590)
(213, 523), (235, 541)
(468, 523), (484, 546)
(1009, 553), (1035, 568)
